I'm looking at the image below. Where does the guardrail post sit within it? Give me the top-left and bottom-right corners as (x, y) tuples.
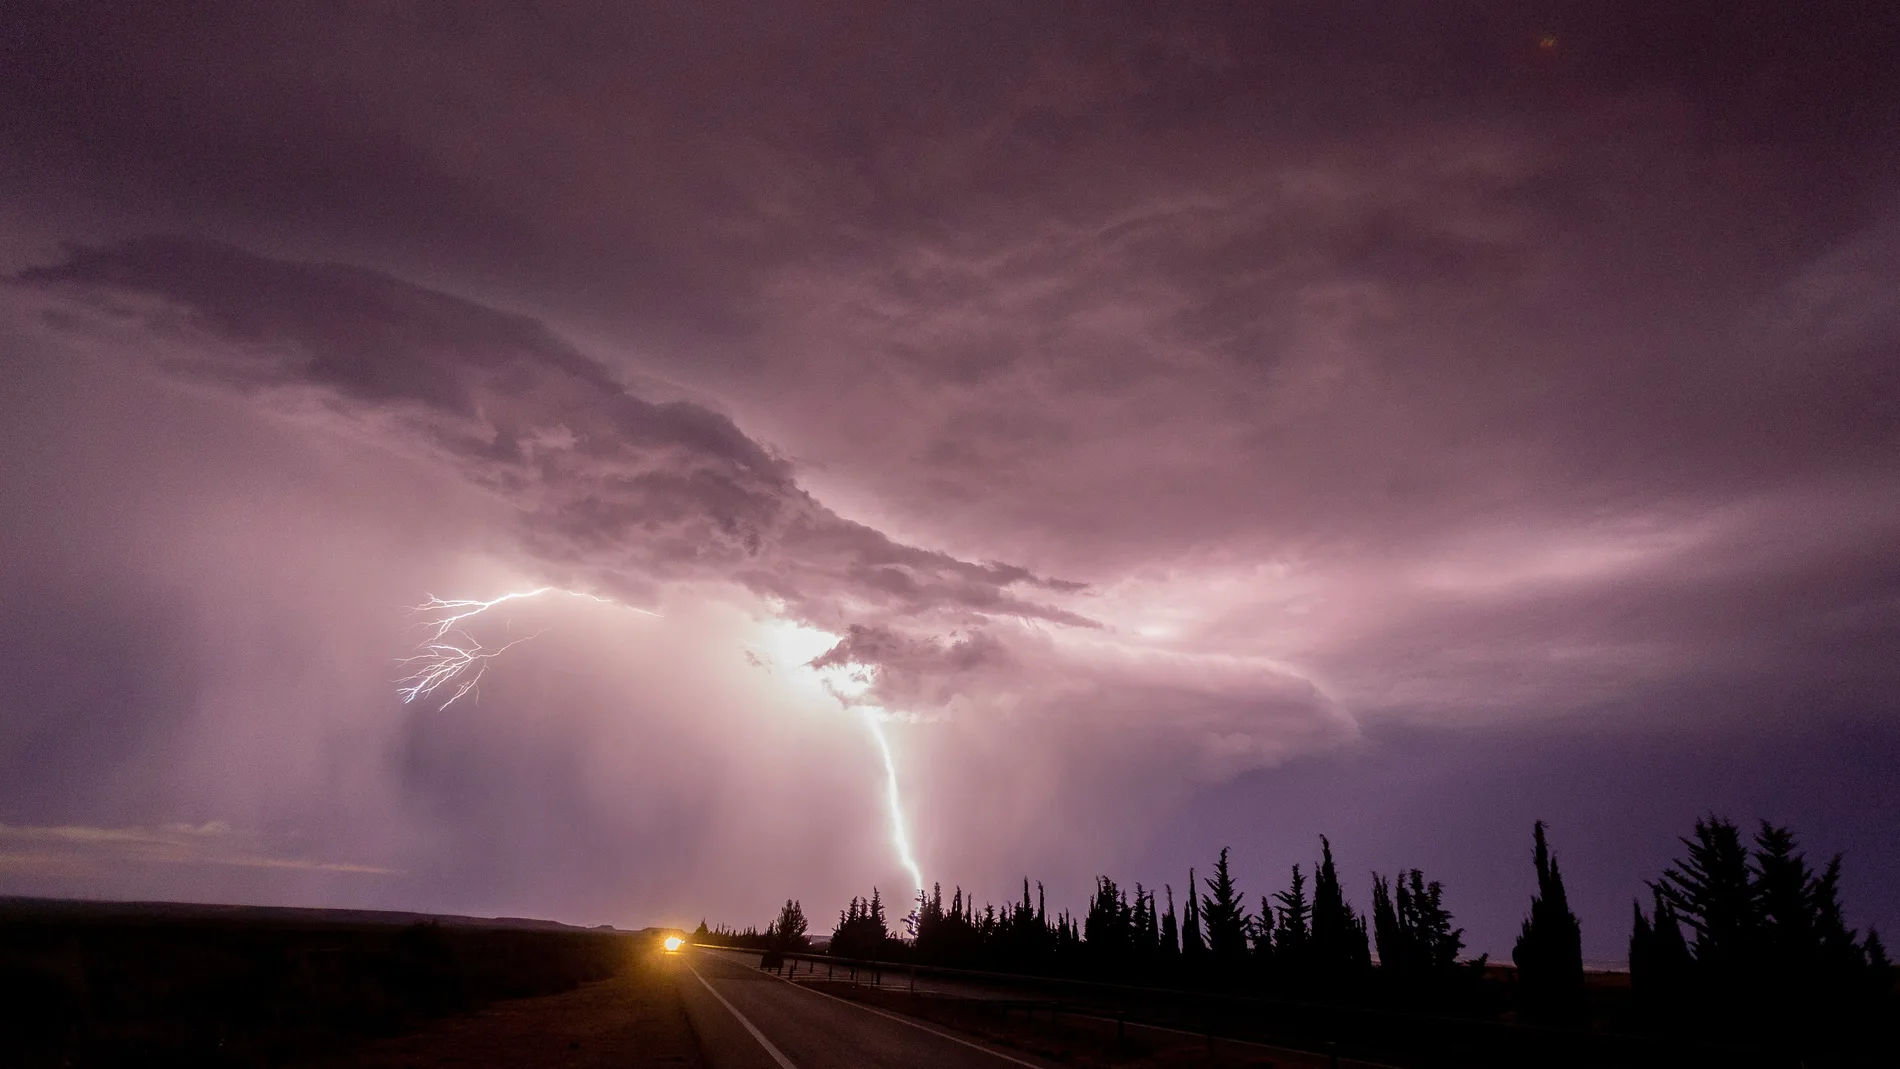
(910, 965), (916, 992)
(1326, 1040), (1339, 1069)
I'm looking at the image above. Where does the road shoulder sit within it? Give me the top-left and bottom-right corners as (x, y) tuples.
(310, 958), (703, 1068)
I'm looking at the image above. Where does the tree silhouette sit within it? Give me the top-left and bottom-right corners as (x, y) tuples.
(769, 899), (809, 953)
(1273, 863), (1311, 969)
(1311, 836), (1370, 989)
(1201, 848), (1251, 975)
(1630, 815), (1891, 1045)
(1372, 873), (1399, 969)
(831, 889), (891, 960)
(1084, 876), (1133, 970)
(1373, 869), (1464, 990)
(729, 812), (1891, 1047)
(1866, 929), (1893, 998)
(1252, 893), (1278, 966)
(1160, 884), (1180, 957)
(1810, 854), (1866, 988)
(1180, 866), (1206, 966)
(1631, 884), (1692, 1026)
(1134, 883), (1159, 965)
(1513, 821), (1585, 1024)
(1656, 817), (1754, 980)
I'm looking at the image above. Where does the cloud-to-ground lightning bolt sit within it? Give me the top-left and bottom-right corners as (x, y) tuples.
(395, 587), (659, 711)
(808, 656), (925, 894)
(860, 707), (925, 893)
(396, 593), (925, 894)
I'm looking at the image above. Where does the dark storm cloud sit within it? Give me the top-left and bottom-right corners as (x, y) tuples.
(2, 1), (1899, 937)
(16, 237), (1090, 632)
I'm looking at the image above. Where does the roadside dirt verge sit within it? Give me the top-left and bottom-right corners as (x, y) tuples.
(312, 956), (703, 1069)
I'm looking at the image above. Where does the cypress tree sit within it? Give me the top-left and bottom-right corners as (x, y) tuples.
(1084, 876), (1133, 969)
(1400, 870), (1463, 974)
(1375, 869), (1464, 991)
(1372, 873), (1401, 972)
(1513, 821), (1585, 1025)
(1160, 884), (1180, 957)
(833, 892), (892, 960)
(1631, 886), (1691, 1026)
(773, 899), (810, 951)
(1274, 864), (1311, 960)
(1140, 885), (1160, 960)
(1866, 929), (1893, 998)
(1253, 894), (1278, 962)
(1202, 847), (1251, 976)
(1806, 852), (1885, 1034)
(1659, 817), (1754, 981)
(1312, 836), (1370, 988)
(1181, 866), (1207, 965)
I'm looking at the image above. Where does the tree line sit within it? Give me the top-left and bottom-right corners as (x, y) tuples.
(715, 816), (1892, 1048)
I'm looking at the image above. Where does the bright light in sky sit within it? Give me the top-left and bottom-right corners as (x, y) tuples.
(399, 603), (923, 894)
(753, 621), (923, 892)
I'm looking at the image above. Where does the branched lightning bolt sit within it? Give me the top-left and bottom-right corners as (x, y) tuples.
(396, 631), (545, 711)
(395, 587), (659, 711)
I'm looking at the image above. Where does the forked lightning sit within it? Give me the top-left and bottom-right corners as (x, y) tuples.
(393, 586), (924, 892)
(396, 587), (658, 711)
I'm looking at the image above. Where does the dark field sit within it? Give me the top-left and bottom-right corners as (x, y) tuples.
(0, 898), (666, 1067)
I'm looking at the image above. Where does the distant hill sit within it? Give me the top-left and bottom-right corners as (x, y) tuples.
(0, 895), (639, 932)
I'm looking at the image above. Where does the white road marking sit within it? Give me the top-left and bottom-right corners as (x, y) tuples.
(687, 962), (800, 1069)
(751, 962), (1055, 1069)
(699, 948), (1400, 1069)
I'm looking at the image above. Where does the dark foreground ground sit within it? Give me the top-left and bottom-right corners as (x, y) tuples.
(698, 946), (1894, 1069)
(0, 897), (695, 1067)
(5, 900), (1887, 1068)
(319, 957), (700, 1069)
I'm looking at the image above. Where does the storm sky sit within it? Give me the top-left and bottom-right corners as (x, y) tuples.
(3, 3), (1897, 960)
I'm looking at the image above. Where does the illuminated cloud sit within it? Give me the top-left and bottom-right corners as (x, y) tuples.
(1, 2), (1897, 955)
(16, 237), (1093, 644)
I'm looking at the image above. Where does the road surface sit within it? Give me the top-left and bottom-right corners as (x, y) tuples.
(673, 946), (1068, 1069)
(688, 947), (1397, 1069)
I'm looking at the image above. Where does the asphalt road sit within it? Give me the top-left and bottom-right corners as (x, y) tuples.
(688, 948), (1398, 1069)
(693, 947), (1126, 1007)
(673, 946), (1068, 1069)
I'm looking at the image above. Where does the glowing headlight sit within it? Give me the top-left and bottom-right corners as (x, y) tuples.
(663, 936), (684, 952)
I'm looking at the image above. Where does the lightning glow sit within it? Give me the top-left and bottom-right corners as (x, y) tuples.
(752, 621), (926, 893)
(394, 592), (925, 894)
